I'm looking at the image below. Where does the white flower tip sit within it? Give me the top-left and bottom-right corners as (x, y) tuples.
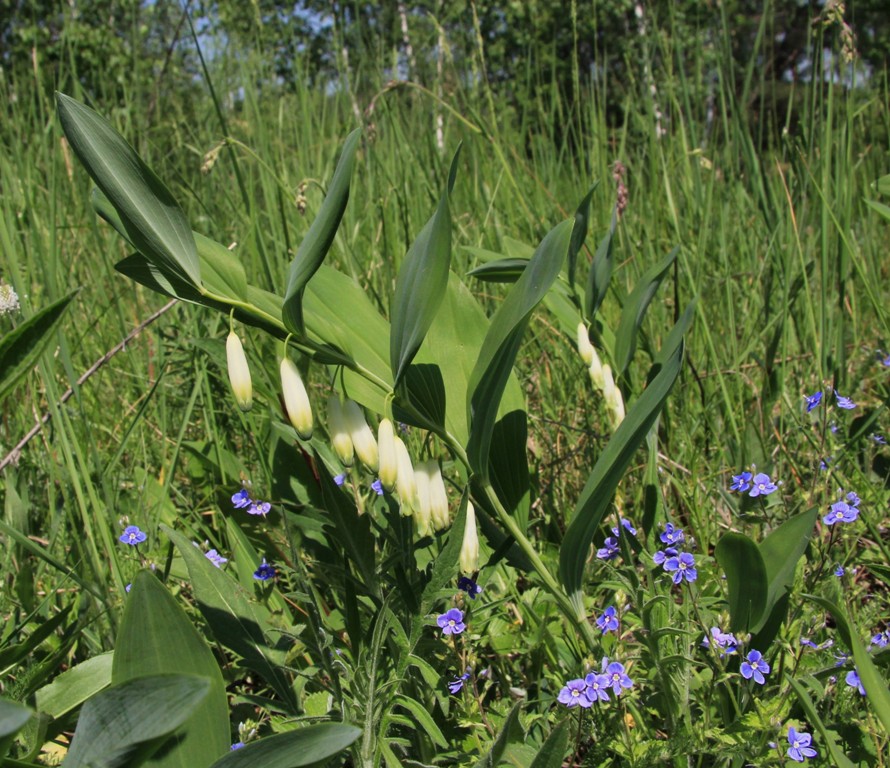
(377, 418), (398, 491)
(459, 502), (479, 575)
(280, 358), (313, 439)
(226, 331), (253, 411)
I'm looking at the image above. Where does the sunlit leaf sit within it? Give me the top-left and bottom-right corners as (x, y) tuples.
(714, 532), (768, 633)
(584, 207), (617, 321)
(207, 724), (361, 768)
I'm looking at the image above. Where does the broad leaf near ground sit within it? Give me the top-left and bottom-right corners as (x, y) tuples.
(207, 724), (362, 768)
(714, 532), (768, 633)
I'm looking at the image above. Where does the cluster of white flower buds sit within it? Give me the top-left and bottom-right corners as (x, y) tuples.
(577, 322), (625, 429)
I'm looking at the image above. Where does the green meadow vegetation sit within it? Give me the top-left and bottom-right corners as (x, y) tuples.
(1, 1), (890, 766)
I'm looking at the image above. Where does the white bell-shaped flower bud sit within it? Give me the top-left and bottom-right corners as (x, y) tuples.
(576, 322), (594, 366)
(343, 399), (378, 471)
(413, 465), (433, 536)
(226, 331), (253, 411)
(280, 358), (313, 439)
(327, 395), (354, 466)
(424, 460), (450, 531)
(588, 347), (605, 391)
(376, 418), (398, 491)
(459, 502), (479, 575)
(394, 436), (417, 515)
(601, 364), (615, 404)
(607, 386), (626, 429)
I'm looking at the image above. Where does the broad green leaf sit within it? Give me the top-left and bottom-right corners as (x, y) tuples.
(282, 128), (361, 334)
(390, 147), (460, 386)
(0, 291), (77, 405)
(0, 605), (72, 672)
(466, 258), (529, 283)
(473, 702), (523, 768)
(161, 528), (297, 712)
(467, 219), (574, 479)
(787, 677), (857, 768)
(63, 674), (210, 768)
(194, 233), (248, 301)
(584, 207), (617, 321)
(875, 173), (890, 196)
(613, 247), (677, 375)
(207, 724), (361, 768)
(0, 698), (32, 759)
(393, 695), (447, 747)
(751, 507), (818, 639)
(566, 185), (596, 293)
(36, 652), (113, 719)
(714, 533), (768, 633)
(56, 93), (200, 287)
(804, 594), (890, 734)
(865, 197), (890, 223)
(488, 410), (530, 529)
(529, 720), (571, 768)
(560, 332), (684, 596)
(112, 571), (229, 768)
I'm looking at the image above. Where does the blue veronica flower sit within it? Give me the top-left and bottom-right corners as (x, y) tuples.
(749, 473), (778, 497)
(595, 606), (619, 634)
(804, 391), (822, 412)
(448, 667), (472, 694)
(845, 668), (866, 695)
(822, 501), (859, 525)
(653, 547), (678, 566)
(248, 501), (271, 516)
(457, 575), (483, 599)
(119, 525), (147, 546)
(702, 627), (738, 656)
(583, 672), (611, 703)
(664, 551), (697, 583)
(603, 661), (633, 696)
(659, 523), (685, 545)
(231, 489), (252, 509)
(334, 473), (347, 486)
(730, 471), (753, 492)
(596, 536), (620, 560)
(872, 433), (888, 445)
(786, 727), (817, 762)
(871, 630), (889, 648)
(558, 678), (591, 708)
(231, 742), (245, 751)
(371, 478), (384, 496)
(845, 491), (861, 507)
(436, 608), (466, 635)
(740, 649), (770, 684)
(611, 518), (637, 536)
(253, 558), (277, 581)
(834, 564), (845, 577)
(205, 549), (228, 567)
(834, 390), (856, 409)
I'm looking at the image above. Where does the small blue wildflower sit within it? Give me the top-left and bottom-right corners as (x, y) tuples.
(845, 668), (866, 695)
(558, 678), (591, 708)
(231, 742), (245, 751)
(703, 627), (738, 656)
(786, 727), (817, 762)
(595, 606), (619, 634)
(253, 558), (276, 581)
(871, 433), (887, 445)
(664, 551), (697, 584)
(653, 547), (678, 566)
(334, 473), (347, 486)
(740, 649), (770, 684)
(596, 536), (620, 561)
(248, 501), (271, 516)
(125, 583), (132, 593)
(448, 667), (472, 694)
(603, 661), (633, 696)
(819, 456), (833, 471)
(871, 630), (889, 648)
(231, 489), (252, 509)
(823, 501), (859, 525)
(830, 421), (840, 434)
(457, 575), (483, 599)
(804, 391), (823, 412)
(437, 608), (466, 635)
(835, 390), (856, 410)
(845, 491), (861, 507)
(205, 549), (228, 567)
(834, 565), (845, 577)
(660, 523), (686, 545)
(800, 638), (818, 650)
(119, 526), (147, 546)
(583, 672), (611, 703)
(834, 652), (850, 667)
(371, 478), (384, 496)
(882, 353), (890, 367)
(730, 471), (753, 492)
(611, 518), (637, 536)
(749, 473), (778, 497)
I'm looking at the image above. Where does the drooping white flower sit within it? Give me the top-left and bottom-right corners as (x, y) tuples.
(394, 436), (417, 515)
(327, 395), (354, 466)
(423, 460), (450, 531)
(588, 347), (605, 391)
(377, 418), (398, 491)
(576, 322), (594, 366)
(226, 331), (253, 411)
(280, 357), (313, 439)
(459, 502), (479, 575)
(342, 399), (378, 471)
(413, 465), (433, 536)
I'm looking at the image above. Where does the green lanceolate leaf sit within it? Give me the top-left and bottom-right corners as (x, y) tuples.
(390, 146), (460, 387)
(613, 247), (678, 375)
(529, 720), (571, 768)
(466, 218), (574, 480)
(714, 533), (768, 633)
(35, 652), (113, 719)
(63, 674), (211, 768)
(473, 701), (523, 768)
(282, 128), (361, 335)
(207, 724), (361, 768)
(0, 698), (32, 759)
(56, 93), (200, 287)
(566, 185), (596, 294)
(161, 528), (298, 712)
(787, 677), (857, 768)
(559, 331), (685, 596)
(0, 290), (77, 405)
(874, 173), (890, 196)
(584, 206), (617, 321)
(466, 258), (529, 283)
(804, 594), (890, 734)
(112, 571), (229, 768)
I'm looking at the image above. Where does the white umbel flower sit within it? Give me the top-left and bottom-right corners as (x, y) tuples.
(459, 502), (479, 575)
(343, 399), (378, 471)
(280, 357), (313, 439)
(327, 395), (354, 466)
(394, 436), (417, 515)
(377, 418), (398, 491)
(226, 331), (253, 411)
